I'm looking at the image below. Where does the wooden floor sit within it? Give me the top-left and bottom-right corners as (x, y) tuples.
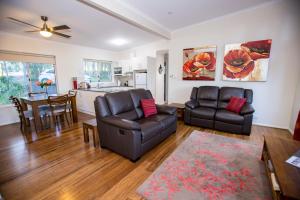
(0, 112), (292, 200)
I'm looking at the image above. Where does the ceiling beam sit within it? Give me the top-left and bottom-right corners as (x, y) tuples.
(78, 0), (171, 40)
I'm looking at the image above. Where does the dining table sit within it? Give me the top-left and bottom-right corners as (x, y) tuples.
(20, 94), (78, 132)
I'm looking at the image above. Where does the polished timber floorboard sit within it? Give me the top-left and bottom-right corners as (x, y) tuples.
(0, 112), (291, 200)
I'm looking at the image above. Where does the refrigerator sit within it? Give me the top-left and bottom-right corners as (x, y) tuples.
(134, 70), (147, 89)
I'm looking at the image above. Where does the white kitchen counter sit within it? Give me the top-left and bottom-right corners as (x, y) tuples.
(75, 86), (134, 115)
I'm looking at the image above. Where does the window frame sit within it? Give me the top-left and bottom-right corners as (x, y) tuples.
(0, 51), (58, 105)
(83, 58), (113, 83)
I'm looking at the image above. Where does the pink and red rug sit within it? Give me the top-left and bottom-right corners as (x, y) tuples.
(137, 131), (271, 200)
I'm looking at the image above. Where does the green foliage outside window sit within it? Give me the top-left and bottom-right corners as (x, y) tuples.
(84, 59), (112, 83)
(0, 61), (57, 105)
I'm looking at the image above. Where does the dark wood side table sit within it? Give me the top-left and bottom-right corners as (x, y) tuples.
(262, 135), (300, 200)
(168, 103), (185, 120)
(82, 118), (99, 148)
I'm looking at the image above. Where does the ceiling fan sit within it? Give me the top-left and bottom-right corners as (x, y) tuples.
(8, 16), (71, 38)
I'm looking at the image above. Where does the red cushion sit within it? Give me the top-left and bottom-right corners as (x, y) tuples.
(141, 98), (157, 118)
(226, 97), (246, 114)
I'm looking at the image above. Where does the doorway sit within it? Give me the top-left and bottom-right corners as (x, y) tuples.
(155, 50), (169, 104)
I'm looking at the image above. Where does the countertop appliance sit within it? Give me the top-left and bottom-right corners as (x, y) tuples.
(79, 81), (91, 89)
(114, 67), (122, 76)
(134, 70), (147, 89)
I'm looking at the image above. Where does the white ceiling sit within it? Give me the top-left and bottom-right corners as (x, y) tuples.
(0, 0), (275, 51)
(120, 0), (274, 30)
(0, 0), (161, 51)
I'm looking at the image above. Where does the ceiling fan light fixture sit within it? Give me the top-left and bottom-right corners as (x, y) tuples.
(40, 30), (52, 38)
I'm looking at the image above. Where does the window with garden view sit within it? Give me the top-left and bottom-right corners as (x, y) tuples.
(83, 59), (112, 83)
(0, 51), (57, 105)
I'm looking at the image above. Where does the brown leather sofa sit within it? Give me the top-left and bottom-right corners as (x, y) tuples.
(184, 86), (255, 135)
(94, 89), (177, 161)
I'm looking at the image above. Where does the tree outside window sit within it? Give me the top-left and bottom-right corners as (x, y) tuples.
(83, 59), (112, 83)
(0, 61), (57, 105)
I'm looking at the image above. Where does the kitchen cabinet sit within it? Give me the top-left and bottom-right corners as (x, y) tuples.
(118, 60), (132, 74)
(76, 90), (105, 115)
(118, 56), (150, 72)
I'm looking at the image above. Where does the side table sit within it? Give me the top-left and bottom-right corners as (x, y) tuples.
(82, 118), (99, 148)
(262, 135), (300, 199)
(168, 103), (185, 120)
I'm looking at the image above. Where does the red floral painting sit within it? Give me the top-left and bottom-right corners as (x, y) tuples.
(223, 39), (272, 81)
(183, 46), (216, 80)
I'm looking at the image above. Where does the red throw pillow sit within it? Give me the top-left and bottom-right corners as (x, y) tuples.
(141, 98), (157, 118)
(226, 97), (246, 114)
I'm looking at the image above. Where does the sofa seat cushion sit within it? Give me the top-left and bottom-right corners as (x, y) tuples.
(191, 107), (216, 120)
(215, 110), (244, 125)
(137, 119), (164, 143)
(146, 114), (176, 129)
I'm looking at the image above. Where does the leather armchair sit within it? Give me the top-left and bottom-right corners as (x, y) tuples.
(94, 89), (177, 161)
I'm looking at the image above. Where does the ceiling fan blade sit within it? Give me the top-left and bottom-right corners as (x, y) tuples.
(25, 30), (40, 32)
(52, 25), (70, 31)
(8, 17), (40, 29)
(52, 31), (71, 38)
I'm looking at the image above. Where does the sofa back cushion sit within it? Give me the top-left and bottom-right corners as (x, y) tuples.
(190, 87), (198, 100)
(197, 86), (219, 108)
(94, 96), (112, 118)
(218, 87), (247, 109)
(105, 91), (138, 120)
(130, 89), (153, 118)
(244, 89), (253, 104)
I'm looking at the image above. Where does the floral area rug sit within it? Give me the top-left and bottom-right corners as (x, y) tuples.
(137, 131), (271, 200)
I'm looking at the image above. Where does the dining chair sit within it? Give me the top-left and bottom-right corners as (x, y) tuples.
(9, 96), (37, 132)
(66, 90), (77, 120)
(28, 91), (47, 96)
(47, 94), (70, 127)
(28, 91), (50, 111)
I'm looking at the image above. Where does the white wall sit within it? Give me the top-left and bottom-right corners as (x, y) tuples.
(118, 39), (169, 59)
(0, 32), (118, 125)
(121, 0), (300, 130)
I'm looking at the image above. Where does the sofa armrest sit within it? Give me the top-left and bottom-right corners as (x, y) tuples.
(185, 100), (199, 109)
(156, 104), (177, 115)
(101, 116), (141, 130)
(240, 103), (255, 115)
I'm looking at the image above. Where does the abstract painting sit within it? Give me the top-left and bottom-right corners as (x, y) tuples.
(223, 39), (272, 81)
(183, 45), (216, 80)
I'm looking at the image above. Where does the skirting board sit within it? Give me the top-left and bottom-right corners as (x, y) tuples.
(77, 108), (96, 116)
(0, 119), (19, 127)
(253, 122), (293, 134)
(76, 109), (294, 135)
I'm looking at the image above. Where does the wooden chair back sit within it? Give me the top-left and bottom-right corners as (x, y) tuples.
(9, 96), (25, 119)
(67, 90), (77, 105)
(47, 94), (69, 113)
(68, 90), (77, 97)
(28, 92), (47, 97)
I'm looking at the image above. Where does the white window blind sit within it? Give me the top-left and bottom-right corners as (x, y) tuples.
(0, 50), (55, 64)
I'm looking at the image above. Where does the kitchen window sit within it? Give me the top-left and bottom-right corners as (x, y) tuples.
(83, 59), (112, 83)
(0, 51), (57, 105)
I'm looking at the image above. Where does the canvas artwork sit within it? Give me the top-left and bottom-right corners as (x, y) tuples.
(183, 45), (216, 80)
(223, 39), (272, 81)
